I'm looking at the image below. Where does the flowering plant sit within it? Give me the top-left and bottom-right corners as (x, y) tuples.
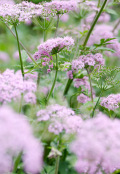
(0, 0), (120, 174)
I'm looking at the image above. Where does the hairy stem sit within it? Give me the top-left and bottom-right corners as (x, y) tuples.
(14, 24), (24, 78)
(46, 54), (58, 103)
(55, 14), (60, 38)
(83, 0), (108, 47)
(86, 68), (93, 102)
(54, 156), (60, 174)
(91, 90), (103, 117)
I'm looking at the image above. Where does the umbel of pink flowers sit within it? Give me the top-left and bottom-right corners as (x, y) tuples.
(71, 113), (120, 174)
(0, 0), (78, 24)
(0, 106), (43, 174)
(101, 94), (120, 111)
(0, 69), (37, 104)
(67, 53), (105, 79)
(37, 104), (82, 135)
(34, 36), (74, 73)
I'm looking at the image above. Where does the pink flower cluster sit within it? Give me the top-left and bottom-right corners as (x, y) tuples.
(101, 94), (120, 111)
(72, 59), (84, 72)
(0, 106), (43, 174)
(0, 69), (37, 104)
(88, 24), (120, 58)
(79, 53), (105, 67)
(70, 113), (120, 174)
(0, 0), (14, 5)
(44, 0), (77, 14)
(74, 77), (91, 103)
(67, 53), (104, 79)
(37, 104), (82, 135)
(77, 93), (90, 104)
(34, 37), (74, 72)
(0, 1), (43, 24)
(74, 76), (90, 91)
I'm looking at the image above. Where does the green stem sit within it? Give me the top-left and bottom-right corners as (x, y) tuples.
(97, 0), (101, 8)
(19, 93), (23, 113)
(54, 156), (60, 174)
(63, 0), (107, 96)
(37, 71), (41, 90)
(63, 78), (73, 96)
(55, 14), (60, 38)
(83, 0), (107, 47)
(37, 19), (46, 89)
(4, 22), (38, 66)
(14, 24), (24, 78)
(43, 18), (46, 41)
(91, 90), (103, 117)
(13, 152), (22, 172)
(86, 68), (93, 102)
(46, 54), (58, 103)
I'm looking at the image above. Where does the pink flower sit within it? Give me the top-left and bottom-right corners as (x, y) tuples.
(0, 106), (43, 174)
(74, 76), (90, 92)
(37, 104), (82, 135)
(0, 69), (37, 104)
(77, 93), (90, 103)
(101, 94), (120, 110)
(70, 113), (120, 174)
(44, 0), (77, 14)
(34, 36), (74, 71)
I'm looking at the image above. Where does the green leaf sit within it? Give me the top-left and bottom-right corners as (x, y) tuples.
(105, 8), (118, 15)
(96, 46), (115, 53)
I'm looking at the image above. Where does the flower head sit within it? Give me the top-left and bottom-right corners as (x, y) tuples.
(101, 94), (120, 111)
(34, 36), (74, 72)
(0, 69), (37, 104)
(0, 106), (43, 174)
(70, 113), (120, 174)
(37, 104), (82, 135)
(44, 0), (77, 14)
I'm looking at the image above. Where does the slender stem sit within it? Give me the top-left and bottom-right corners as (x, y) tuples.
(37, 18), (46, 89)
(86, 68), (93, 102)
(63, 78), (73, 96)
(91, 90), (103, 117)
(63, 0), (107, 96)
(37, 71), (41, 90)
(13, 152), (22, 172)
(55, 14), (60, 38)
(54, 156), (60, 174)
(14, 24), (24, 78)
(43, 18), (46, 41)
(83, 0), (107, 47)
(112, 19), (120, 33)
(46, 54), (58, 103)
(19, 93), (23, 113)
(97, 0), (101, 8)
(3, 22), (38, 66)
